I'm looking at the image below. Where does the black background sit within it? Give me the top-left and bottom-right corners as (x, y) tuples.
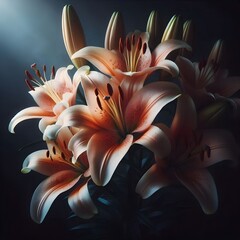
(1, 0), (240, 239)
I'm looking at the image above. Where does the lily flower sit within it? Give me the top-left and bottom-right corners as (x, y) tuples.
(176, 40), (240, 109)
(22, 127), (97, 223)
(47, 66), (181, 186)
(136, 94), (238, 214)
(9, 64), (82, 133)
(72, 29), (191, 89)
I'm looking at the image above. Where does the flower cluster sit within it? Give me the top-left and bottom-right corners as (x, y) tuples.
(9, 5), (239, 225)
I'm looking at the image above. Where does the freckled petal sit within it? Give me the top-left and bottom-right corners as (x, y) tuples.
(152, 39), (191, 66)
(136, 163), (172, 198)
(175, 168), (218, 214)
(134, 125), (171, 159)
(176, 56), (196, 87)
(88, 131), (133, 186)
(68, 128), (95, 159)
(30, 170), (80, 223)
(57, 105), (99, 130)
(68, 181), (98, 219)
(72, 46), (125, 76)
(21, 150), (75, 175)
(9, 107), (54, 133)
(125, 81), (181, 133)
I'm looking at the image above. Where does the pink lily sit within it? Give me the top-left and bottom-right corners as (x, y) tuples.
(48, 67), (181, 186)
(9, 64), (82, 133)
(72, 30), (191, 89)
(136, 95), (238, 214)
(22, 127), (97, 223)
(176, 40), (240, 109)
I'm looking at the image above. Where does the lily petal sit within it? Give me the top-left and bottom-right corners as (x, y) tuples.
(125, 81), (181, 133)
(152, 39), (191, 66)
(88, 131), (133, 186)
(72, 46), (125, 76)
(171, 94), (197, 139)
(68, 128), (95, 159)
(21, 150), (75, 175)
(134, 125), (171, 159)
(30, 170), (80, 223)
(68, 181), (98, 219)
(9, 107), (54, 133)
(39, 117), (57, 133)
(175, 168), (218, 214)
(176, 56), (196, 87)
(136, 163), (172, 199)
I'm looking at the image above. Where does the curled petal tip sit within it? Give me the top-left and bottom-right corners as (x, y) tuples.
(62, 4), (86, 68)
(104, 11), (124, 50)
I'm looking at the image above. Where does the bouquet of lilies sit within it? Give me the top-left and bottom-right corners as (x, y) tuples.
(9, 4), (240, 237)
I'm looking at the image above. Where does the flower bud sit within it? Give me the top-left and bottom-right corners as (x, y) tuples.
(146, 10), (161, 50)
(161, 15), (181, 42)
(207, 39), (223, 65)
(180, 20), (193, 57)
(104, 11), (124, 50)
(62, 5), (86, 68)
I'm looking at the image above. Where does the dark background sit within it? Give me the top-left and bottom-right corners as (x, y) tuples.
(1, 0), (240, 239)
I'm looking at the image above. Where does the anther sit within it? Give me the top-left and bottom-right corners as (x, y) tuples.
(25, 70), (34, 80)
(25, 79), (35, 91)
(118, 86), (124, 100)
(43, 65), (47, 73)
(107, 83), (113, 96)
(137, 37), (142, 51)
(51, 66), (56, 79)
(126, 37), (131, 51)
(61, 152), (66, 160)
(31, 63), (37, 69)
(131, 34), (135, 45)
(96, 96), (103, 110)
(142, 42), (147, 54)
(52, 146), (56, 155)
(103, 96), (110, 101)
(94, 88), (99, 96)
(119, 37), (124, 54)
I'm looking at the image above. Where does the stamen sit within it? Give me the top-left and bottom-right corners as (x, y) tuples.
(107, 83), (113, 96)
(96, 96), (103, 110)
(25, 70), (34, 80)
